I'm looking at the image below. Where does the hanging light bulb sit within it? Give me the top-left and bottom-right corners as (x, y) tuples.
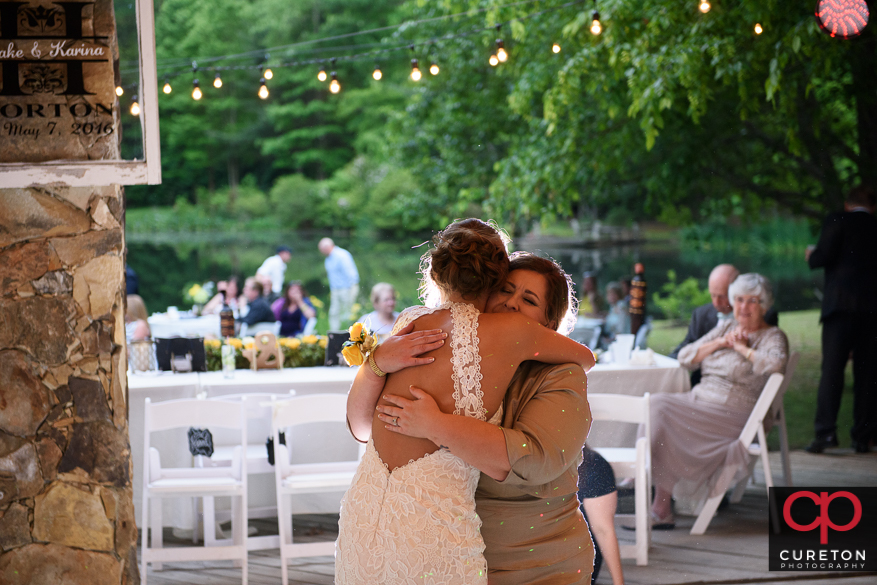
(317, 68), (327, 82)
(191, 79), (202, 100)
(699, 0), (711, 13)
(115, 86), (124, 97)
(263, 67), (273, 80)
(410, 59), (422, 81)
(213, 73), (222, 88)
(552, 43), (562, 53)
(258, 77), (269, 99)
(130, 95), (140, 116)
(489, 53), (499, 66)
(429, 62), (440, 75)
(329, 72), (341, 94)
(372, 65), (382, 80)
(591, 11), (602, 35)
(496, 41), (508, 63)
(754, 23), (763, 34)
(162, 80), (172, 94)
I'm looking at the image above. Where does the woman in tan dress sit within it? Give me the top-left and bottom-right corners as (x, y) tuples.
(650, 273), (789, 526)
(353, 253), (596, 583)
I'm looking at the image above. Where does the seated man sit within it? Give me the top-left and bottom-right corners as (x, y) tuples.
(238, 277), (276, 327)
(671, 264), (778, 385)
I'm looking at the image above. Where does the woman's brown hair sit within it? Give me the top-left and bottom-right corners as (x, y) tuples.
(420, 218), (510, 304)
(508, 252), (578, 334)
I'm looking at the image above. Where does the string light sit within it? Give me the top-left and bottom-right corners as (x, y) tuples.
(429, 62), (440, 75)
(258, 77), (269, 99)
(373, 65), (382, 80)
(213, 73), (222, 88)
(754, 23), (763, 34)
(263, 66), (273, 80)
(552, 43), (561, 53)
(130, 95), (140, 116)
(590, 4), (602, 35)
(162, 80), (172, 94)
(699, 0), (711, 13)
(495, 25), (508, 62)
(329, 72), (341, 93)
(489, 53), (499, 66)
(191, 79), (202, 100)
(115, 86), (124, 96)
(317, 67), (327, 81)
(410, 58), (422, 81)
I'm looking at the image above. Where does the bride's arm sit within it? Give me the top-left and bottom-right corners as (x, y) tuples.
(481, 312), (596, 371)
(346, 324), (446, 441)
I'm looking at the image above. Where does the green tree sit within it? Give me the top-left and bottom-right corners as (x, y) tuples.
(389, 0), (874, 225)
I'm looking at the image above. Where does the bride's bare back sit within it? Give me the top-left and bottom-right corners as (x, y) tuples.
(371, 306), (592, 472)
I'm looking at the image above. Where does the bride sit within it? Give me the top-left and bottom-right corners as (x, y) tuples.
(335, 219), (595, 584)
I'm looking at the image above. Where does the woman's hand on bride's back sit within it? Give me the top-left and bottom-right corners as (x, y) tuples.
(373, 322), (447, 374)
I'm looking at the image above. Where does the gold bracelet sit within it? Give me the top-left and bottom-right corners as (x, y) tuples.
(368, 352), (386, 377)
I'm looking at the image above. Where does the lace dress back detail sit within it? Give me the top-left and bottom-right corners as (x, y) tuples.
(336, 302), (499, 584)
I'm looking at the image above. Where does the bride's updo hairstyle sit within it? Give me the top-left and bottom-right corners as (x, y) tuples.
(508, 252), (578, 336)
(420, 218), (510, 307)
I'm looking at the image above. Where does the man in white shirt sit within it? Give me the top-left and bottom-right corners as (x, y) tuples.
(257, 245), (291, 296)
(319, 238), (360, 330)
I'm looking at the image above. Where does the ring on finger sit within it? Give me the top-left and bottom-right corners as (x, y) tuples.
(394, 416), (399, 426)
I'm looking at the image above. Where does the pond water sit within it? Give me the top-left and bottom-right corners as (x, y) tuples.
(127, 230), (823, 327)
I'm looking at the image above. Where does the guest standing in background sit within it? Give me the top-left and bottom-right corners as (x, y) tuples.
(319, 237), (360, 330)
(257, 245), (292, 297)
(358, 282), (400, 339)
(272, 281), (316, 337)
(805, 185), (877, 454)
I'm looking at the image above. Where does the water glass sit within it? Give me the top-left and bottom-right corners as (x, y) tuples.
(221, 343), (236, 378)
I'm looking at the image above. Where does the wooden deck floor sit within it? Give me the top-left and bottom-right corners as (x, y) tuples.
(142, 449), (877, 585)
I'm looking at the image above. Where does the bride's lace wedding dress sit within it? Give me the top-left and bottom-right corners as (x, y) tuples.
(335, 302), (501, 585)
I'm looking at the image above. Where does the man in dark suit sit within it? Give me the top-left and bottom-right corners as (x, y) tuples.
(671, 264), (778, 386)
(805, 185), (877, 454)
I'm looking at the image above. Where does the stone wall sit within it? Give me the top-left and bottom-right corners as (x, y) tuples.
(0, 184), (138, 584)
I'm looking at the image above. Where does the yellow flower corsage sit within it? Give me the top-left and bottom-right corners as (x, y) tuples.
(341, 322), (378, 366)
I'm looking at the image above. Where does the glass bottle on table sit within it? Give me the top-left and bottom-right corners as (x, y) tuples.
(219, 291), (236, 378)
(629, 262), (646, 336)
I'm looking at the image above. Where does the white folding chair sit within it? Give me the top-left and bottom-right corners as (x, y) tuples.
(197, 391), (296, 551)
(771, 351), (799, 487)
(690, 373), (784, 535)
(272, 394), (366, 585)
(141, 398), (248, 584)
(589, 392), (651, 565)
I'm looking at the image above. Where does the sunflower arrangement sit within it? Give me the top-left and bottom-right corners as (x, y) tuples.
(204, 335), (327, 371)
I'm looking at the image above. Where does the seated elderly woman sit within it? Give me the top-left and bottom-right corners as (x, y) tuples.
(357, 282), (399, 339)
(649, 273), (788, 528)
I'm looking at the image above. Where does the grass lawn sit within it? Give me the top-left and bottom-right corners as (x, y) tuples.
(648, 310), (856, 450)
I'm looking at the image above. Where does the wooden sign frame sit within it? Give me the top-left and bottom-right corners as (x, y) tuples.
(0, 0), (161, 187)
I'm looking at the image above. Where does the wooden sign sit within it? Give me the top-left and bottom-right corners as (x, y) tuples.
(0, 0), (120, 162)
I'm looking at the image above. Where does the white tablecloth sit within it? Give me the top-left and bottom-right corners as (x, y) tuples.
(586, 353), (690, 446)
(127, 357), (688, 527)
(147, 314), (220, 339)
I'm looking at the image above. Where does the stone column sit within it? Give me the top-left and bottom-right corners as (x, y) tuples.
(0, 1), (139, 583)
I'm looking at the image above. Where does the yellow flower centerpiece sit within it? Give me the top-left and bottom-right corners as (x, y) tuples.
(341, 322), (378, 366)
(204, 334), (327, 371)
